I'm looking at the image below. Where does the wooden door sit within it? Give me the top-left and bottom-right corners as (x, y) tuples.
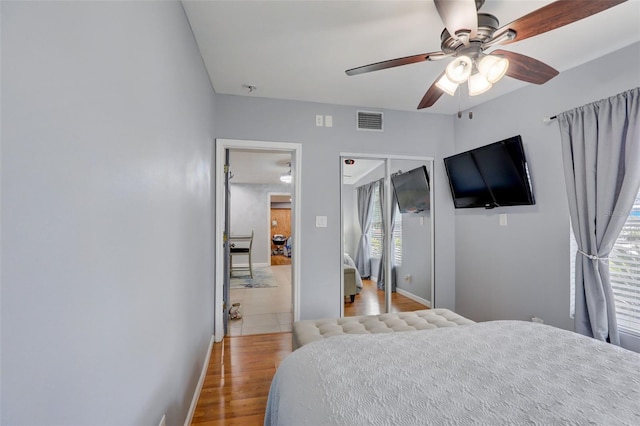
(270, 208), (291, 265)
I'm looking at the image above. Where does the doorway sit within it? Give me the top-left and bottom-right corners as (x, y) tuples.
(269, 193), (292, 266)
(214, 139), (301, 342)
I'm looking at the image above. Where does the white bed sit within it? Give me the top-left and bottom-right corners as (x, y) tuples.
(265, 320), (640, 425)
(343, 253), (363, 293)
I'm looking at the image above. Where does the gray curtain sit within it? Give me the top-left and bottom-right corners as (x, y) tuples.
(354, 181), (375, 277)
(377, 180), (397, 292)
(559, 87), (640, 344)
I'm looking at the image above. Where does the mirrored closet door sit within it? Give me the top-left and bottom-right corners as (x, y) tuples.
(340, 154), (434, 317)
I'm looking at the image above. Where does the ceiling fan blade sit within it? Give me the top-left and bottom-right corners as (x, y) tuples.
(434, 0), (478, 40)
(493, 0), (627, 45)
(345, 52), (447, 76)
(417, 74), (445, 109)
(492, 50), (558, 84)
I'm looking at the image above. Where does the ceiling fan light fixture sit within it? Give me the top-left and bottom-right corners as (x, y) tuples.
(445, 55), (472, 84)
(435, 74), (459, 96)
(280, 162), (292, 183)
(468, 72), (492, 96)
(280, 172), (292, 184)
(478, 55), (509, 84)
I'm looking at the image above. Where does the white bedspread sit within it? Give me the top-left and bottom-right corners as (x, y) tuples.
(265, 320), (640, 425)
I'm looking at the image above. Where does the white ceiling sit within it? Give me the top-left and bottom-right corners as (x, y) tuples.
(342, 158), (384, 185)
(228, 149), (292, 184)
(182, 0), (640, 115)
(229, 149), (380, 185)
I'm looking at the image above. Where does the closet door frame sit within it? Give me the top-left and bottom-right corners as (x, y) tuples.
(339, 152), (435, 317)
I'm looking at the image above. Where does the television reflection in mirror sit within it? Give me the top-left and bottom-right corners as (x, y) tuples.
(443, 135), (535, 209)
(391, 166), (430, 214)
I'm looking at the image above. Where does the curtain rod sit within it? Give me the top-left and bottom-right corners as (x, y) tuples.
(543, 87), (638, 124)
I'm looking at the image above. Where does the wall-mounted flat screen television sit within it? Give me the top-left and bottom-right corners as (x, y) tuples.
(443, 135), (535, 209)
(391, 166), (430, 214)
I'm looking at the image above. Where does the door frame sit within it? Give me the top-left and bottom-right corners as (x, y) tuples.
(214, 139), (302, 342)
(339, 152), (435, 317)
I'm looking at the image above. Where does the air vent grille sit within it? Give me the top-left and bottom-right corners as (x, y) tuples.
(357, 111), (383, 131)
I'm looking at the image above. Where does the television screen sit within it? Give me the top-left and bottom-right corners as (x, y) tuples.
(443, 136), (535, 209)
(391, 166), (430, 214)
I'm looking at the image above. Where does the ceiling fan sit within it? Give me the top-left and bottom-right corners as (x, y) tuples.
(345, 0), (627, 109)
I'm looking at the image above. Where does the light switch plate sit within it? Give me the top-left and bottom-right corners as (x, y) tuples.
(315, 215), (327, 227)
(315, 115), (323, 127)
(325, 115), (333, 127)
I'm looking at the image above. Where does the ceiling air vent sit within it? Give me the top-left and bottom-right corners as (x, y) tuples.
(357, 111), (383, 131)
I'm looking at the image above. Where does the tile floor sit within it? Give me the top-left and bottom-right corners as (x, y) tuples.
(228, 264), (292, 336)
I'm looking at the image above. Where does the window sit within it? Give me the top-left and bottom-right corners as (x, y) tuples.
(392, 205), (402, 266)
(609, 191), (640, 333)
(368, 183), (402, 264)
(570, 190), (640, 334)
(369, 185), (383, 258)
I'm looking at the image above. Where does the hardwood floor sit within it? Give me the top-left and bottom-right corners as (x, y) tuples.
(191, 279), (427, 424)
(191, 333), (292, 425)
(344, 278), (427, 316)
(270, 254), (291, 265)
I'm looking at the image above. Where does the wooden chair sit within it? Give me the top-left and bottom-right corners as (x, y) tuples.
(230, 230), (254, 278)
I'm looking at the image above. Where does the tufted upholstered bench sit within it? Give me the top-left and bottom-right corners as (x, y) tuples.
(292, 308), (474, 350)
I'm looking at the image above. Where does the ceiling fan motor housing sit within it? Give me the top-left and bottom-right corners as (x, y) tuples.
(440, 13), (500, 54)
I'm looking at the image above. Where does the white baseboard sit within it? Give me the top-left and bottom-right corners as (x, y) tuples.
(184, 335), (215, 426)
(396, 288), (431, 308)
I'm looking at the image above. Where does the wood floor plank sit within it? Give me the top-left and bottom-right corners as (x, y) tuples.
(191, 333), (291, 425)
(344, 278), (427, 316)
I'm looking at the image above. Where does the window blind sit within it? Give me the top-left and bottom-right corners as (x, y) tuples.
(368, 184), (403, 264)
(392, 207), (402, 266)
(609, 191), (640, 334)
(369, 186), (383, 258)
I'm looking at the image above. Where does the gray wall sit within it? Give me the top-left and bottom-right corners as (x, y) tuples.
(1, 1), (216, 424)
(215, 96), (457, 319)
(396, 211), (432, 301)
(229, 182), (292, 264)
(452, 42), (640, 348)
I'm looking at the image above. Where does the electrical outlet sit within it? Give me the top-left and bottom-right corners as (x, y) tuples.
(404, 274), (412, 282)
